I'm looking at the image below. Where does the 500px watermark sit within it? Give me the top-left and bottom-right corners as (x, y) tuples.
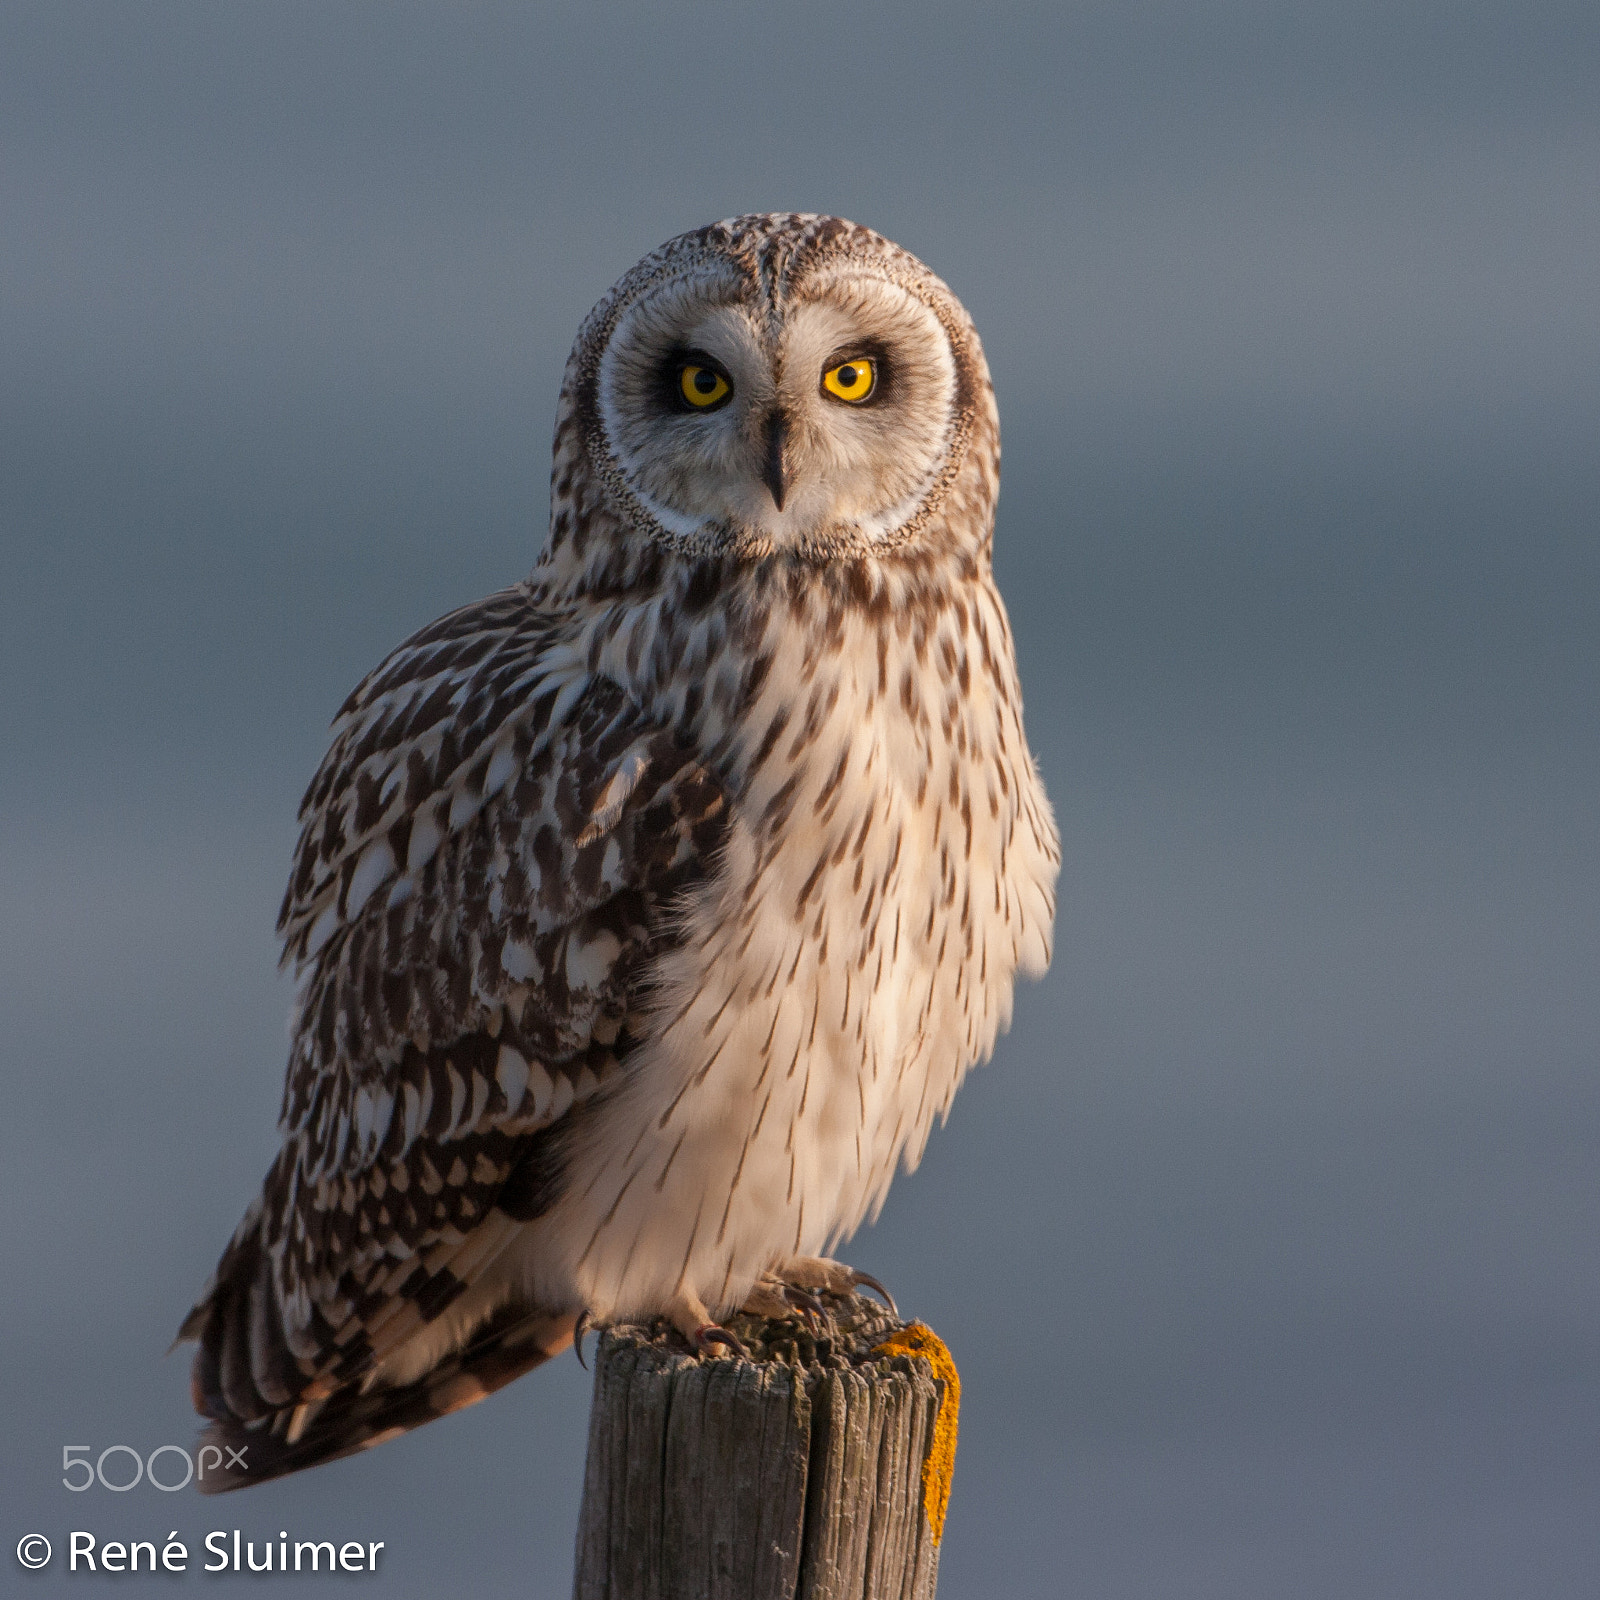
(60, 1444), (246, 1492)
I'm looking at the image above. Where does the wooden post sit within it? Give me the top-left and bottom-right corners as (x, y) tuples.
(572, 1292), (959, 1600)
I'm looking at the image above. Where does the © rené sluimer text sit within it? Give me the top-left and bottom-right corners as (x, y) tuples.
(64, 1531), (385, 1573)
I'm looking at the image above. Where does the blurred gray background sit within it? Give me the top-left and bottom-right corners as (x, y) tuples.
(3, 3), (1597, 1595)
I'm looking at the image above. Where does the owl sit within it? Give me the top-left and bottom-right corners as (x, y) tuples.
(178, 213), (1059, 1489)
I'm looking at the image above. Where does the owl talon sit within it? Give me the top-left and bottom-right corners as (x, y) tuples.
(694, 1324), (749, 1359)
(774, 1256), (901, 1320)
(573, 1310), (592, 1370)
(782, 1283), (827, 1322)
(850, 1271), (899, 1320)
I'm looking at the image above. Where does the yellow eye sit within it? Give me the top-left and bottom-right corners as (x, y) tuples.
(679, 364), (731, 409)
(822, 356), (877, 403)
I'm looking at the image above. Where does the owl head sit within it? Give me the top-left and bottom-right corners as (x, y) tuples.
(550, 214), (996, 566)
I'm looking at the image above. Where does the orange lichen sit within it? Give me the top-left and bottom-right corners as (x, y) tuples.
(873, 1322), (960, 1543)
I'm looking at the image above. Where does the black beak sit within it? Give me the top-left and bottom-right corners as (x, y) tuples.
(761, 410), (793, 511)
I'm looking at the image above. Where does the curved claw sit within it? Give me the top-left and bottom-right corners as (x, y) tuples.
(694, 1324), (750, 1360)
(573, 1310), (591, 1370)
(850, 1271), (899, 1320)
(782, 1283), (827, 1322)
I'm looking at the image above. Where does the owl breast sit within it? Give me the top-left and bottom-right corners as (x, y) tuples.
(526, 565), (1058, 1322)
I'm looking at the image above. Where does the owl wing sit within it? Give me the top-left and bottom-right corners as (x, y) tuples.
(180, 583), (726, 1483)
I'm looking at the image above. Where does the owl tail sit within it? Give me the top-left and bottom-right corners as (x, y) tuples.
(189, 1298), (576, 1493)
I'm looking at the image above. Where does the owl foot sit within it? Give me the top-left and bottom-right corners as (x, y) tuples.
(773, 1255), (899, 1319)
(740, 1272), (826, 1324)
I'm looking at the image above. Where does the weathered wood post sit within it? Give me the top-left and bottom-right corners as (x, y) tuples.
(572, 1291), (960, 1600)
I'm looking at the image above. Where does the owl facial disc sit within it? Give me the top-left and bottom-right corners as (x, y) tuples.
(578, 215), (981, 559)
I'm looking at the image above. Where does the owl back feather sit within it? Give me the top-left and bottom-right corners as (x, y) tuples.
(192, 1298), (576, 1492)
(178, 581), (730, 1482)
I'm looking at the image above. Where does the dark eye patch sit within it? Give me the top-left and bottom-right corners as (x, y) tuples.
(820, 340), (892, 407)
(659, 347), (733, 413)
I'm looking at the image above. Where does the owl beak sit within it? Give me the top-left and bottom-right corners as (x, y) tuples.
(761, 410), (793, 512)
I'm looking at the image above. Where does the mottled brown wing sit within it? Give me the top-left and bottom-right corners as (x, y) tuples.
(181, 583), (726, 1448)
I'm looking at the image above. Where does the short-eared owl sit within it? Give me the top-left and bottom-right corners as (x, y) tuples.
(180, 213), (1059, 1487)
